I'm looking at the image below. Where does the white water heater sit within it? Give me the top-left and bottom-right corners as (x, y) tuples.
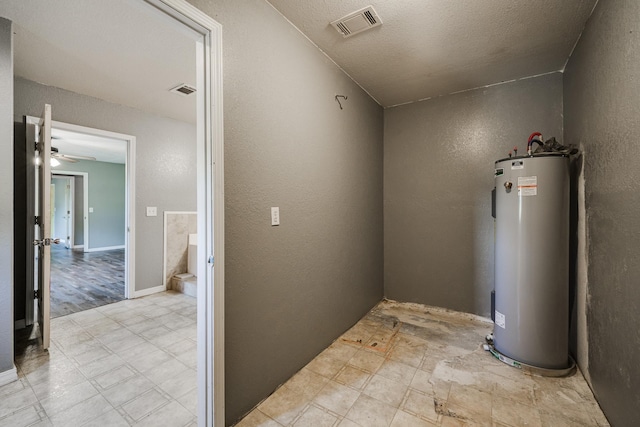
(493, 153), (572, 371)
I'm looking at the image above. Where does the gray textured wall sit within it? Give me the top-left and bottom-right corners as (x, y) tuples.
(564, 0), (640, 424)
(0, 18), (14, 374)
(186, 0), (384, 423)
(14, 77), (196, 292)
(384, 73), (563, 316)
(55, 161), (126, 249)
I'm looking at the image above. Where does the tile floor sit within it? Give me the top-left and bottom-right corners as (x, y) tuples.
(236, 300), (609, 427)
(1, 291), (197, 427)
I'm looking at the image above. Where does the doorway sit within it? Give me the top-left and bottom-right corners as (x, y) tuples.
(6, 0), (224, 424)
(48, 127), (129, 319)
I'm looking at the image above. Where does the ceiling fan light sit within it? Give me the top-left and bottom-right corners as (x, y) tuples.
(50, 157), (61, 167)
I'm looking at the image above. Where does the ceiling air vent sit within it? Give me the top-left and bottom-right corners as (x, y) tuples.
(330, 6), (382, 38)
(170, 83), (196, 96)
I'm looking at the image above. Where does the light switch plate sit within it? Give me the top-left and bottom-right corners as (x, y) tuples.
(146, 206), (157, 217)
(89, 207), (94, 213)
(271, 207), (280, 226)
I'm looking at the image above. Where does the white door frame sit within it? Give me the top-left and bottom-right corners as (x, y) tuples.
(52, 171), (89, 250)
(144, 1), (224, 425)
(27, 116), (136, 300)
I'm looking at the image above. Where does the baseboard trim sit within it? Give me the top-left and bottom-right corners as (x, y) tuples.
(14, 319), (26, 330)
(132, 284), (166, 298)
(85, 245), (125, 253)
(0, 367), (18, 387)
(73, 244), (84, 249)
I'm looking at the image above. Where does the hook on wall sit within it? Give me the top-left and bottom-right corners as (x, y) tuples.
(335, 95), (348, 110)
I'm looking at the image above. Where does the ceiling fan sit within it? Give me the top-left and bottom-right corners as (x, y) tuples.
(50, 135), (97, 166)
(50, 146), (96, 164)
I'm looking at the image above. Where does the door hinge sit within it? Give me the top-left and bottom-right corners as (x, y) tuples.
(35, 216), (41, 225)
(34, 290), (39, 299)
(208, 256), (214, 266)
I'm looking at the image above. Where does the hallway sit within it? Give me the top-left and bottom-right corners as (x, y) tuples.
(50, 245), (125, 318)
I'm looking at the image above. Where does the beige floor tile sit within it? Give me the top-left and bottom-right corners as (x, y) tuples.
(402, 389), (438, 423)
(376, 359), (417, 386)
(293, 405), (338, 427)
(307, 352), (349, 380)
(335, 365), (370, 390)
(81, 408), (129, 427)
(492, 397), (542, 427)
(165, 338), (197, 357)
(142, 357), (190, 385)
(94, 365), (136, 390)
(122, 388), (169, 421)
(176, 387), (198, 415)
(258, 384), (310, 425)
(285, 368), (328, 400)
(48, 394), (113, 426)
(0, 404), (41, 427)
(127, 348), (174, 373)
(71, 345), (111, 366)
(336, 418), (360, 427)
(445, 383), (492, 425)
(39, 380), (98, 416)
(77, 353), (125, 379)
(100, 373), (155, 406)
(347, 349), (385, 373)
(362, 374), (408, 408)
(0, 386), (39, 419)
(158, 368), (197, 399)
(140, 325), (173, 340)
(409, 369), (433, 395)
(117, 340), (162, 362)
(134, 400), (194, 427)
(390, 410), (437, 427)
(235, 409), (282, 427)
(82, 317), (122, 337)
(313, 380), (360, 416)
(104, 334), (148, 354)
(346, 394), (397, 427)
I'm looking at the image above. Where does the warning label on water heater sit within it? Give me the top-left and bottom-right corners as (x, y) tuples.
(495, 311), (506, 329)
(517, 176), (537, 196)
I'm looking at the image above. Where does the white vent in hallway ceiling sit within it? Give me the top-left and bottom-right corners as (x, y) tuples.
(330, 6), (382, 38)
(170, 83), (196, 96)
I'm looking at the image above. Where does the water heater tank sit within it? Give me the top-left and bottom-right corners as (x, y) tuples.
(493, 153), (571, 370)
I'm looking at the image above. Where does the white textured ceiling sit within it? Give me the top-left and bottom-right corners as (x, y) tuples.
(267, 0), (598, 107)
(2, 0), (198, 123)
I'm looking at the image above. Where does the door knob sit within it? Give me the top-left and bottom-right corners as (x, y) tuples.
(33, 238), (60, 246)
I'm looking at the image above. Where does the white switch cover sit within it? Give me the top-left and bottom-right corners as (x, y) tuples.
(271, 207), (280, 226)
(89, 207), (94, 213)
(146, 207), (157, 217)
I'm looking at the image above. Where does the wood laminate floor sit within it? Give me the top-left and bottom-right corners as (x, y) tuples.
(50, 245), (125, 318)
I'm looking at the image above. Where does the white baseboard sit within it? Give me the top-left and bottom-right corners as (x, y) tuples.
(0, 367), (18, 387)
(85, 245), (125, 252)
(14, 319), (25, 330)
(132, 284), (166, 298)
(73, 244), (84, 249)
